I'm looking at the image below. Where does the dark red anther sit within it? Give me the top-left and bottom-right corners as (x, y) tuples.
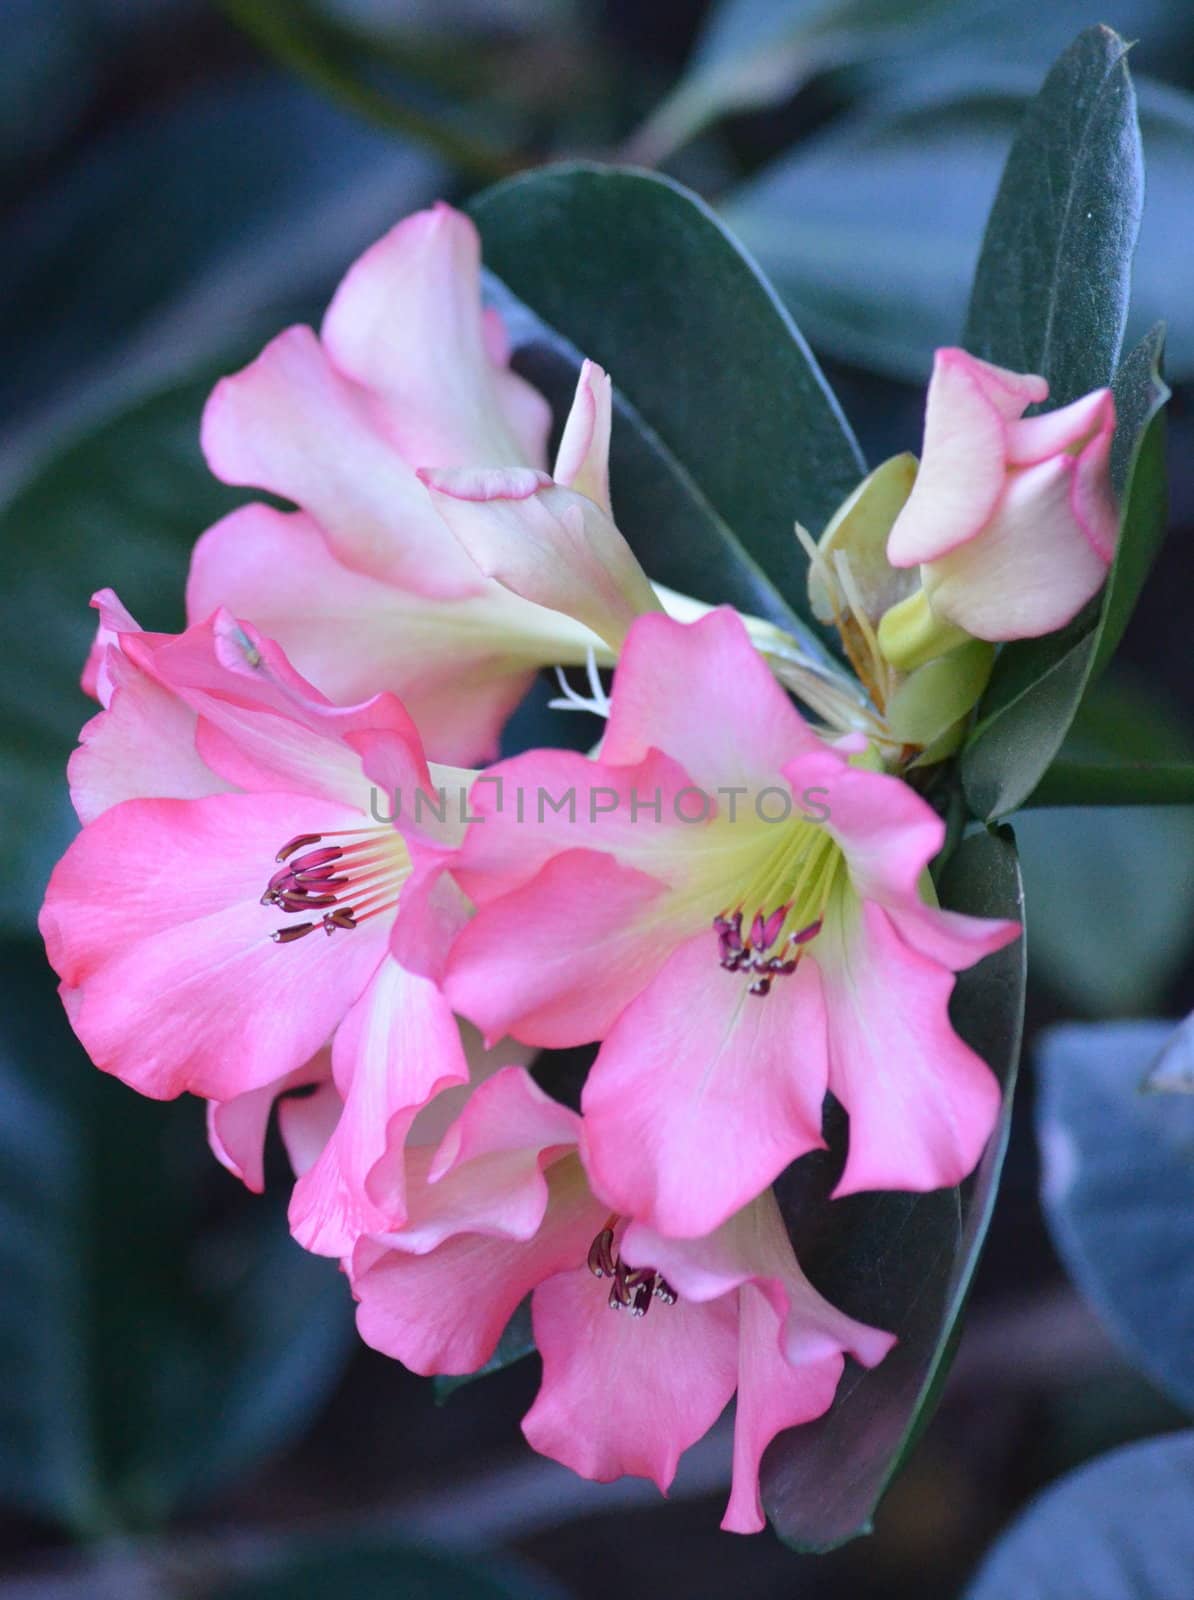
(749, 975), (773, 997)
(321, 907), (358, 934)
(278, 889), (337, 911)
(275, 833), (322, 863)
(792, 918), (822, 945)
(587, 1227), (617, 1279)
(631, 1279), (653, 1317)
(759, 906), (787, 951)
(271, 921), (317, 944)
(286, 846), (343, 875)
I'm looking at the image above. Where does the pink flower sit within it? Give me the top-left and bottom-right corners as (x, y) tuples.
(418, 359), (663, 652)
(883, 348), (1118, 643)
(349, 1065), (894, 1534)
(40, 591), (476, 1256)
(445, 609), (1021, 1236)
(189, 205), (640, 765)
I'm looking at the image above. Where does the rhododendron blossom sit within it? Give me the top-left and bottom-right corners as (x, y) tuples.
(188, 203), (637, 765)
(880, 348), (1118, 655)
(40, 592), (477, 1255)
(446, 608), (1021, 1237)
(346, 1064), (894, 1533)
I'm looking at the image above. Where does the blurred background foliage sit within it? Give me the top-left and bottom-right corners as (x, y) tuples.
(1, 2), (1192, 1596)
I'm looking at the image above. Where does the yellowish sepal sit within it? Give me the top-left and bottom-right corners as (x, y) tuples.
(877, 585), (973, 674)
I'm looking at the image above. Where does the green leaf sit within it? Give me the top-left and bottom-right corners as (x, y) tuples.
(213, 1536), (566, 1600)
(1037, 1019), (1194, 1413)
(760, 827), (1026, 1549)
(471, 164), (865, 635)
(963, 25), (1143, 404)
(1011, 680), (1194, 1014)
(961, 326), (1170, 820)
(0, 940), (352, 1533)
(962, 1432), (1194, 1599)
(725, 68), (1194, 382)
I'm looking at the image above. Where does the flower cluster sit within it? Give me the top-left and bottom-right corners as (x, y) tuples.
(41, 202), (1121, 1531)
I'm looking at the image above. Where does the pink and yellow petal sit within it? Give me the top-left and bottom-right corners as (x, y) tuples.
(523, 1266), (739, 1493)
(817, 896), (1002, 1195)
(581, 934), (829, 1238)
(601, 610), (822, 792)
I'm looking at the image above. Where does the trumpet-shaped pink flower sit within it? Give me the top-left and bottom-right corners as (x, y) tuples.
(188, 205), (637, 765)
(445, 609), (1021, 1236)
(419, 359), (663, 653)
(41, 591), (475, 1255)
(885, 348), (1118, 641)
(349, 1065), (893, 1534)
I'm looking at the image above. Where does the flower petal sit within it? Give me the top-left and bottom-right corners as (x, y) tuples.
(201, 325), (482, 594)
(1006, 387), (1114, 466)
(69, 645), (227, 825)
(150, 607), (429, 810)
(40, 792), (388, 1101)
(817, 896), (1002, 1195)
(923, 455), (1111, 639)
(553, 359), (613, 512)
(445, 849), (675, 1049)
(623, 1189), (894, 1371)
(887, 348), (1046, 568)
(722, 1286), (845, 1534)
(353, 1157), (601, 1376)
(288, 958), (468, 1255)
(600, 610), (822, 791)
(582, 933), (829, 1238)
(452, 745), (703, 907)
(419, 467), (659, 652)
(383, 1066), (582, 1254)
(322, 202), (550, 468)
(523, 1266), (738, 1493)
(207, 1054), (330, 1194)
(186, 505), (540, 766)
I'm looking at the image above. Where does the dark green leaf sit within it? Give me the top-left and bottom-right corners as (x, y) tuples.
(961, 327), (1170, 819)
(0, 940), (352, 1533)
(761, 827), (1026, 1549)
(471, 164), (865, 634)
(1037, 1019), (1194, 1412)
(962, 1432), (1194, 1599)
(963, 25), (1143, 403)
(214, 1535), (567, 1600)
(1010, 680), (1194, 1014)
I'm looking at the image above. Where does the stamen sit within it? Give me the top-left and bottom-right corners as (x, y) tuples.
(713, 789), (843, 995)
(264, 825), (412, 946)
(586, 1220), (677, 1318)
